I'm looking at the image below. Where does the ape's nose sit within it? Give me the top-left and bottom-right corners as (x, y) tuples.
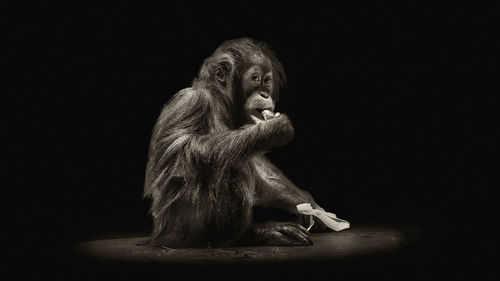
(260, 92), (270, 99)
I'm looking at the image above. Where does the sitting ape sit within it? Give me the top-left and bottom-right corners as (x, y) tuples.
(144, 38), (324, 248)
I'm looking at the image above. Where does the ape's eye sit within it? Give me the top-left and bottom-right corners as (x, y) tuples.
(264, 77), (272, 84)
(251, 74), (260, 82)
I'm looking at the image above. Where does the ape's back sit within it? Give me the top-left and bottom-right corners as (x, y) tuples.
(143, 88), (254, 247)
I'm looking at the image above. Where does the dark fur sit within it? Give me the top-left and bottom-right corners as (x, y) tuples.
(144, 38), (321, 248)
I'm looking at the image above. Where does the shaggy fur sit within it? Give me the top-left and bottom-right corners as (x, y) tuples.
(144, 38), (320, 248)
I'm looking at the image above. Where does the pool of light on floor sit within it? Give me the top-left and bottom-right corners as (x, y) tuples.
(76, 224), (414, 264)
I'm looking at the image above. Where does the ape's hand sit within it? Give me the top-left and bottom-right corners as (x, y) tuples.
(250, 110), (279, 123)
(258, 113), (294, 147)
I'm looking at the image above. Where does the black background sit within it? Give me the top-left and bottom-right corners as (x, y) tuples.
(8, 1), (497, 279)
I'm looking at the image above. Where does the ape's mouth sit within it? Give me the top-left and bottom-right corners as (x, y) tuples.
(255, 108), (272, 114)
(254, 108), (274, 119)
(251, 108), (277, 122)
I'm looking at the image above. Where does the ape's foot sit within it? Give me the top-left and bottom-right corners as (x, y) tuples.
(254, 222), (313, 246)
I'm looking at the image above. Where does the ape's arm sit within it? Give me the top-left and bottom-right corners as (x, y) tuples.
(190, 115), (294, 168)
(252, 156), (322, 214)
(146, 89), (294, 195)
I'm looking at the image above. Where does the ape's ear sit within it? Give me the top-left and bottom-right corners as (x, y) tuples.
(215, 61), (231, 82)
(197, 55), (235, 88)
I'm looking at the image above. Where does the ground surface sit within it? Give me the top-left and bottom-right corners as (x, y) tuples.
(76, 225), (406, 265)
(69, 224), (429, 280)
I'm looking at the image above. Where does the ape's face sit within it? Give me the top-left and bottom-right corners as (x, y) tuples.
(242, 57), (276, 123)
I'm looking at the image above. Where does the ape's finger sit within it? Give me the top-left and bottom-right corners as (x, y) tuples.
(269, 232), (306, 246)
(286, 222), (311, 235)
(282, 226), (313, 246)
(290, 223), (314, 245)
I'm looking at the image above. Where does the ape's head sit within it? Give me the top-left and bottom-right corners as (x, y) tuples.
(196, 38), (286, 126)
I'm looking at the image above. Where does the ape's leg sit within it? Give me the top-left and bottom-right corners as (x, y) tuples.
(251, 155), (328, 231)
(252, 156), (322, 212)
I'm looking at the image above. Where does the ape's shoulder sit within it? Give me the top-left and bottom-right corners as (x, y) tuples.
(176, 87), (199, 98)
(158, 87), (210, 115)
(162, 87), (211, 110)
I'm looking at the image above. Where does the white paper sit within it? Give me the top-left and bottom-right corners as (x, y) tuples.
(296, 203), (350, 232)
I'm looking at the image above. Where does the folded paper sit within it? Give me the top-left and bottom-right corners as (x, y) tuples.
(296, 203), (350, 232)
